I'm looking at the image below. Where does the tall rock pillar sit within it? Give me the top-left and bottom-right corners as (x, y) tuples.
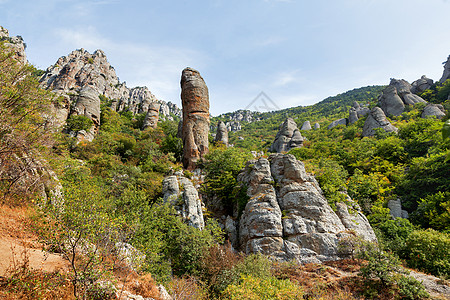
(180, 68), (210, 170)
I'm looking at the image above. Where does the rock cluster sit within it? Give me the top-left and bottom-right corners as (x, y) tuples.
(422, 103), (446, 119)
(0, 26), (27, 64)
(162, 174), (205, 229)
(270, 118), (304, 153)
(238, 154), (376, 263)
(226, 110), (256, 122)
(411, 76), (434, 94)
(348, 101), (370, 124)
(225, 121), (241, 132)
(214, 121), (229, 146)
(379, 79), (426, 116)
(180, 67), (210, 170)
(362, 107), (398, 137)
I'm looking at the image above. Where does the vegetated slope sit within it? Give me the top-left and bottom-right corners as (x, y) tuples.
(212, 85), (384, 150)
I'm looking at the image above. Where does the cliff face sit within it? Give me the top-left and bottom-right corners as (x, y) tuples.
(0, 26), (27, 64)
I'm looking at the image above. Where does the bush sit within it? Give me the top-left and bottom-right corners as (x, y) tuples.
(222, 275), (303, 300)
(405, 229), (450, 277)
(376, 218), (415, 257)
(394, 274), (429, 300)
(65, 114), (93, 132)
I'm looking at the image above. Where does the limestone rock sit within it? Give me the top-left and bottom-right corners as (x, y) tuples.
(348, 109), (359, 124)
(300, 121), (312, 131)
(71, 86), (101, 134)
(411, 76), (434, 94)
(422, 103), (446, 119)
(388, 199), (408, 219)
(142, 102), (160, 129)
(362, 107), (398, 137)
(225, 121), (241, 132)
(327, 118), (347, 130)
(313, 122), (320, 130)
(378, 85), (405, 116)
(162, 175), (205, 229)
(270, 118), (303, 153)
(440, 55), (450, 83)
(180, 67), (210, 170)
(237, 154), (377, 263)
(0, 26), (27, 64)
(214, 121), (229, 146)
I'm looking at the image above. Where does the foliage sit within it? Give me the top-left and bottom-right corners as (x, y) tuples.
(404, 229), (450, 277)
(222, 274), (303, 300)
(65, 114), (93, 132)
(376, 218), (415, 257)
(416, 191), (450, 231)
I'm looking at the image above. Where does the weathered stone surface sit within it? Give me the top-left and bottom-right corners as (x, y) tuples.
(378, 85), (405, 116)
(237, 154), (377, 263)
(270, 118), (303, 153)
(214, 121), (229, 146)
(440, 55), (450, 83)
(422, 103), (446, 119)
(362, 107), (398, 137)
(300, 121), (312, 131)
(142, 102), (160, 129)
(313, 122), (320, 130)
(348, 109), (359, 124)
(180, 67), (210, 170)
(388, 199), (408, 219)
(356, 107), (370, 118)
(71, 86), (101, 134)
(162, 175), (205, 229)
(225, 121), (241, 132)
(327, 118), (347, 130)
(411, 76), (434, 94)
(0, 26), (27, 64)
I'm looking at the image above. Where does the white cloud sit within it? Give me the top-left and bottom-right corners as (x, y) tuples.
(54, 27), (207, 103)
(272, 69), (305, 87)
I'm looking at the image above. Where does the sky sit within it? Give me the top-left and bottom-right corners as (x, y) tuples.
(1, 0), (450, 116)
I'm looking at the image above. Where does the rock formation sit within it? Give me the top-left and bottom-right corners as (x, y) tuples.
(379, 79), (426, 116)
(270, 118), (304, 153)
(388, 199), (409, 219)
(214, 121), (229, 146)
(411, 76), (433, 94)
(142, 102), (161, 129)
(0, 26), (27, 64)
(313, 122), (320, 130)
(238, 154), (376, 263)
(225, 121), (241, 132)
(440, 55), (450, 83)
(362, 107), (398, 137)
(71, 86), (101, 138)
(327, 118), (347, 130)
(180, 67), (210, 170)
(300, 121), (312, 131)
(348, 109), (359, 124)
(421, 103), (446, 119)
(162, 174), (205, 229)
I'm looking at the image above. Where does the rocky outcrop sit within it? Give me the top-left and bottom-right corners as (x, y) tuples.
(327, 118), (347, 130)
(225, 121), (241, 132)
(162, 174), (205, 229)
(214, 121), (228, 146)
(422, 103), (446, 119)
(71, 86), (101, 135)
(270, 118), (304, 153)
(348, 109), (359, 124)
(180, 67), (210, 170)
(440, 55), (450, 83)
(362, 107), (398, 137)
(388, 199), (409, 219)
(300, 121), (312, 131)
(411, 76), (433, 94)
(238, 154), (376, 263)
(313, 123), (320, 130)
(226, 110), (256, 122)
(0, 26), (27, 64)
(142, 102), (161, 129)
(379, 79), (426, 116)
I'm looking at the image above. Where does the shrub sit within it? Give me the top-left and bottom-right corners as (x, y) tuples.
(65, 114), (94, 132)
(405, 229), (450, 277)
(394, 274), (429, 300)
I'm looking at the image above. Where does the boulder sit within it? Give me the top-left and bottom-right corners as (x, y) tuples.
(327, 118), (347, 130)
(388, 199), (408, 219)
(411, 76), (434, 94)
(142, 102), (160, 129)
(422, 103), (446, 119)
(300, 121), (312, 131)
(348, 108), (359, 124)
(440, 55), (450, 83)
(214, 121), (229, 146)
(180, 67), (210, 170)
(237, 154), (376, 263)
(378, 85), (405, 116)
(313, 122), (320, 130)
(270, 118), (303, 153)
(162, 175), (205, 229)
(362, 107), (398, 137)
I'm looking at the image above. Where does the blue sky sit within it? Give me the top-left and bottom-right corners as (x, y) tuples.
(1, 0), (450, 115)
